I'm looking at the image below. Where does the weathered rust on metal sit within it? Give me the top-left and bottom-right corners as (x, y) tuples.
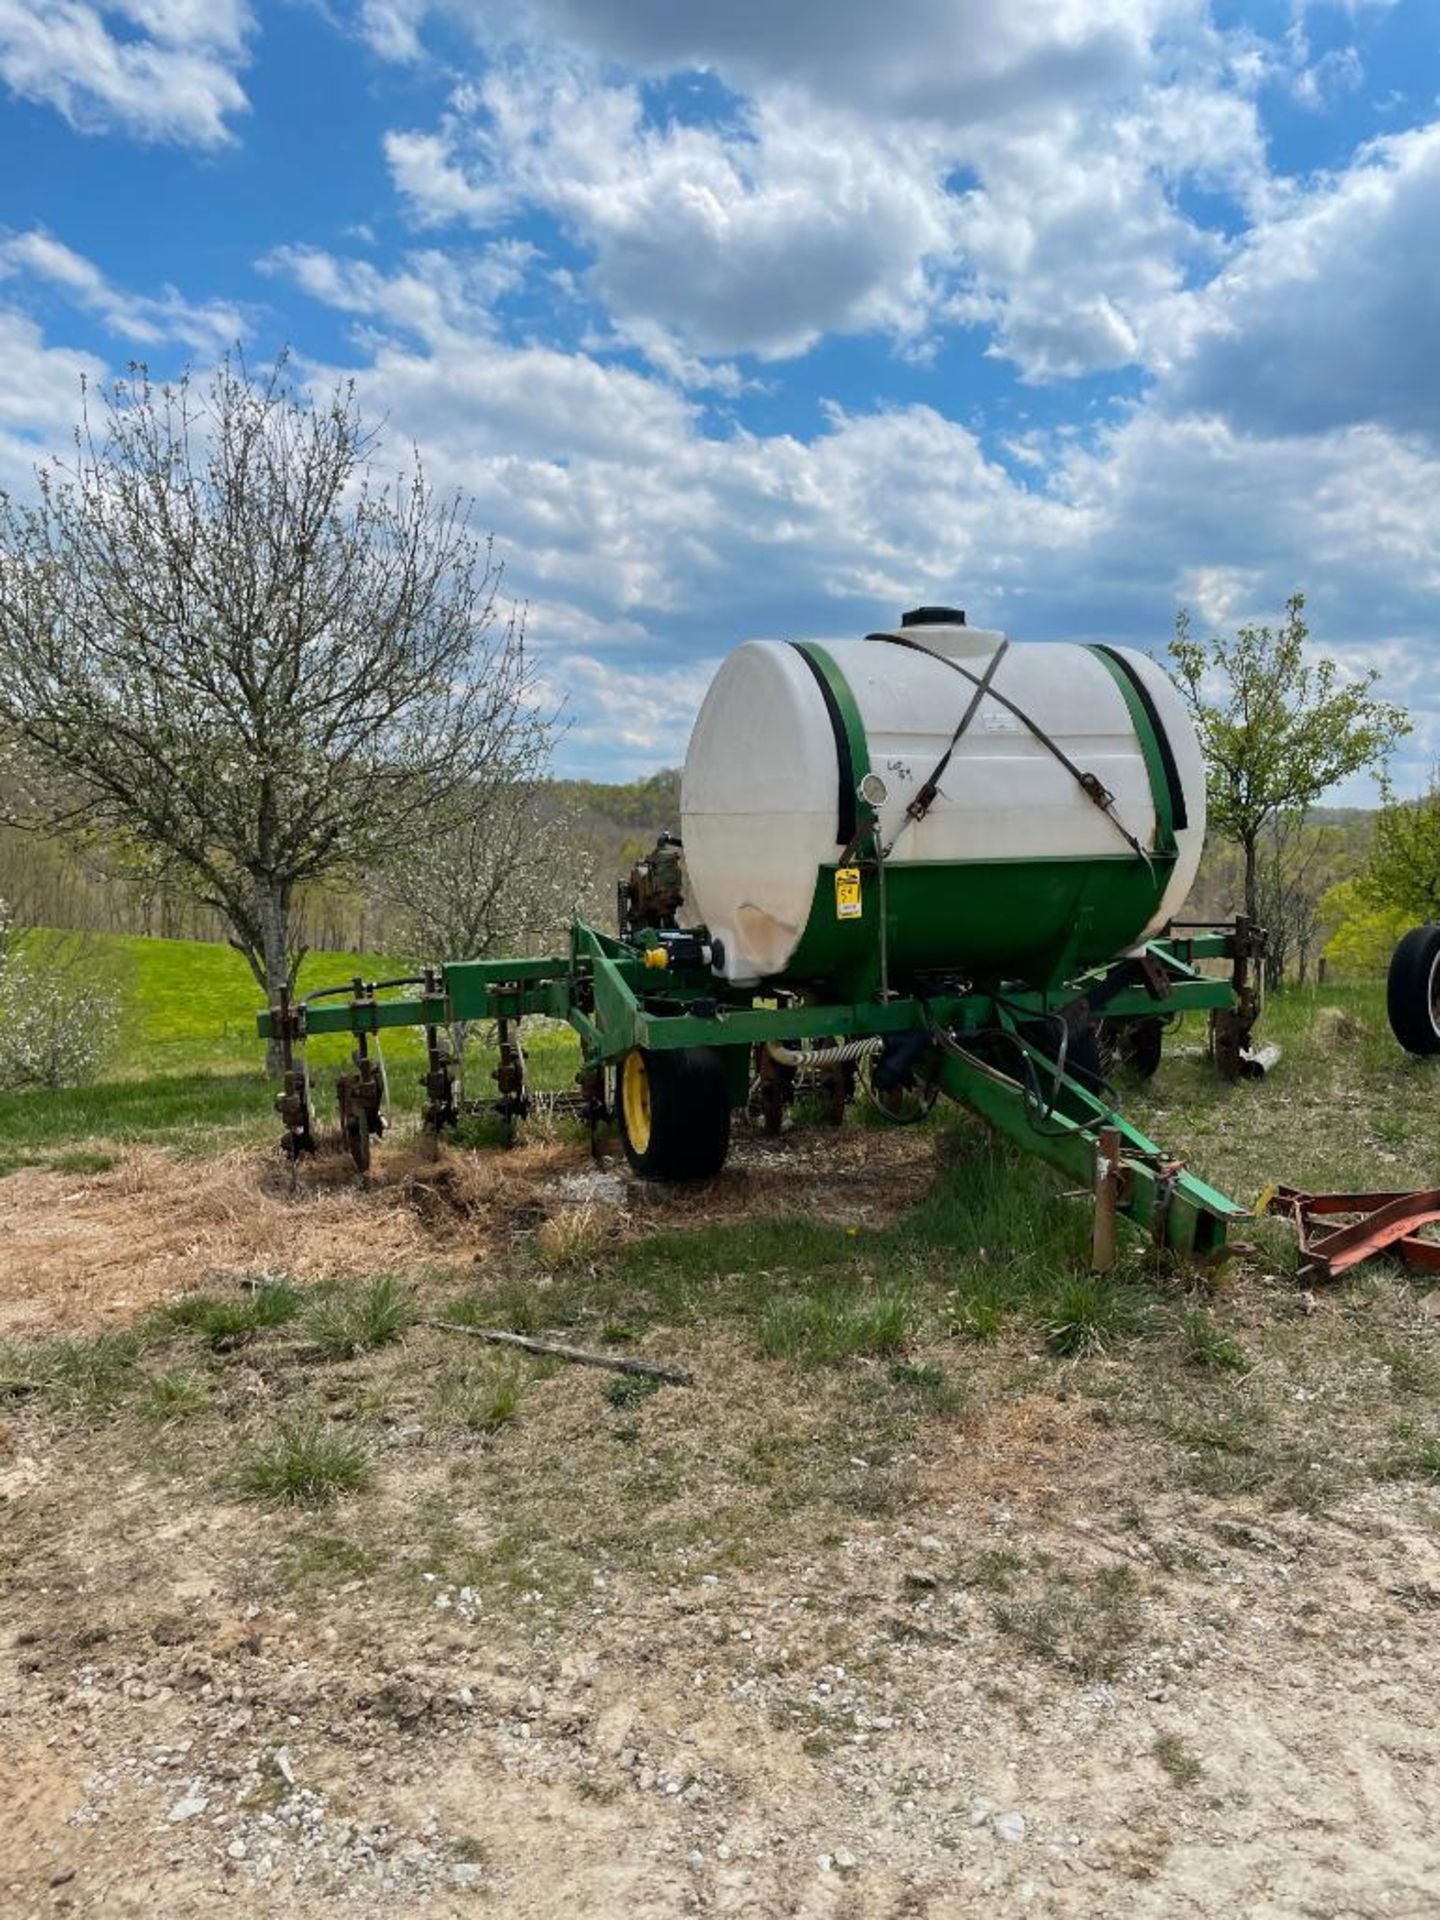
(1265, 1185), (1440, 1280)
(336, 983), (387, 1176)
(754, 1040), (794, 1136)
(491, 1017), (531, 1140)
(419, 966), (458, 1136)
(1209, 914), (1267, 1082)
(272, 984), (318, 1160)
(1092, 1125), (1122, 1272)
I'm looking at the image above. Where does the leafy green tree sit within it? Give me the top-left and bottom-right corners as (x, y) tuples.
(1170, 593), (1408, 923)
(1356, 769), (1440, 925)
(1321, 876), (1413, 977)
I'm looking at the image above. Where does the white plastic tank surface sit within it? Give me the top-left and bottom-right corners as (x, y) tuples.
(681, 619), (1206, 985)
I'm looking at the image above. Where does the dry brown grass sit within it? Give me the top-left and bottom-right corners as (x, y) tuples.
(535, 1201), (614, 1269)
(0, 1122), (937, 1337)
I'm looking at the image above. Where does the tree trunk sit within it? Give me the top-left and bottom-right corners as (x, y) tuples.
(1242, 834), (1260, 926)
(258, 879), (293, 1077)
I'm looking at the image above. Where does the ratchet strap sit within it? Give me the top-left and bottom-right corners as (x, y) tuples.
(869, 632), (1155, 871)
(893, 637), (1009, 847)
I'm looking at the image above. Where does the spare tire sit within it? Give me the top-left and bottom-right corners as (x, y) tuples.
(1387, 924), (1440, 1056)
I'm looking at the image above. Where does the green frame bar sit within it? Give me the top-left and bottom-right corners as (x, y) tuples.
(257, 930), (1242, 1053)
(933, 1024), (1246, 1258)
(257, 916), (1255, 1258)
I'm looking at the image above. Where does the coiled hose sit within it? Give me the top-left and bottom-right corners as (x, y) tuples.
(763, 1037), (884, 1069)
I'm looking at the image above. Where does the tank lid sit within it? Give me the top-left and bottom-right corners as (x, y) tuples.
(901, 605), (965, 627)
(867, 613), (1006, 660)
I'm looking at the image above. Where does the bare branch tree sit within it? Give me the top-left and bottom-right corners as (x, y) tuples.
(0, 354), (542, 1065)
(379, 772), (599, 1058)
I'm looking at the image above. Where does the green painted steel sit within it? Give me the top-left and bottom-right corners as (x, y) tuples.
(255, 932), (1229, 1052)
(791, 640), (873, 836)
(1086, 647), (1177, 853)
(784, 851), (1178, 998)
(932, 1031), (1247, 1257)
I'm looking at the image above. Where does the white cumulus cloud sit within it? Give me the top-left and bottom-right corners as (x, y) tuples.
(273, 241), (1440, 775)
(0, 0), (253, 146)
(0, 229), (248, 352)
(1159, 122), (1440, 443)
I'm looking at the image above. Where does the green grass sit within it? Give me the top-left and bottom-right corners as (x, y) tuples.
(1375, 1341), (1440, 1399)
(435, 1370), (526, 1433)
(136, 1370), (209, 1422)
(603, 1370), (663, 1410)
(234, 1415), (372, 1505)
(992, 1562), (1144, 1682)
(886, 1359), (963, 1414)
(0, 928), (589, 1170)
(153, 1278), (302, 1347)
(1153, 1733), (1205, 1788)
(47, 1148), (120, 1175)
(303, 1275), (414, 1358)
(1180, 1306), (1251, 1373)
(1044, 1275), (1152, 1357)
(1374, 1423), (1440, 1483)
(759, 1288), (917, 1367)
(0, 1331), (143, 1414)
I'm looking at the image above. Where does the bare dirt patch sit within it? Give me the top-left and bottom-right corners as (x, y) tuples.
(4, 1329), (1440, 1918)
(6, 1078), (1440, 1916)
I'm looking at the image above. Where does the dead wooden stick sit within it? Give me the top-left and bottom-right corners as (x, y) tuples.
(419, 1318), (693, 1386)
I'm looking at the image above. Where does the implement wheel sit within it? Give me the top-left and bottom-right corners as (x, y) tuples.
(1112, 1013), (1165, 1079)
(617, 1046), (731, 1181)
(1388, 925), (1440, 1056)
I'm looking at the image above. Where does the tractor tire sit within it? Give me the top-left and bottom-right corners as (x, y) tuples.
(617, 1045), (732, 1180)
(1018, 1007), (1107, 1095)
(1387, 924), (1440, 1056)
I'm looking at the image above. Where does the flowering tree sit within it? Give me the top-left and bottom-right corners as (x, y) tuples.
(1170, 593), (1407, 924)
(0, 901), (117, 1090)
(0, 355), (542, 1068)
(380, 778), (599, 1060)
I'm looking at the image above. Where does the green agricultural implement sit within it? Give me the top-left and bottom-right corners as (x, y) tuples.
(259, 608), (1273, 1264)
(258, 884), (1265, 1264)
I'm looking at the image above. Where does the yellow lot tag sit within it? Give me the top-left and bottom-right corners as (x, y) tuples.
(835, 867), (863, 920)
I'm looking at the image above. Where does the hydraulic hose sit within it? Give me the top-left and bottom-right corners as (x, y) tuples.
(764, 1037), (883, 1069)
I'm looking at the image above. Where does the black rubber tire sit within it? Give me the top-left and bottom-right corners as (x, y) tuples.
(1021, 1006), (1107, 1095)
(1062, 1015), (1107, 1095)
(1119, 1014), (1165, 1079)
(1387, 924), (1440, 1056)
(618, 1045), (732, 1180)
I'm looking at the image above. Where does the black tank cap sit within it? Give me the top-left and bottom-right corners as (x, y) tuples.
(900, 606), (966, 627)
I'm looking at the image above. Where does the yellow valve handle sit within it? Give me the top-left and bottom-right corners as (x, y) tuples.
(643, 947), (669, 971)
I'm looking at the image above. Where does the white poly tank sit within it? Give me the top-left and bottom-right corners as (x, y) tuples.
(680, 610), (1205, 989)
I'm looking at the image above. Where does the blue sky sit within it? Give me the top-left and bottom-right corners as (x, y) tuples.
(1, 0), (1438, 781)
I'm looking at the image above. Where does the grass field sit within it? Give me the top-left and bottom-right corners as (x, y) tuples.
(0, 929), (581, 1173)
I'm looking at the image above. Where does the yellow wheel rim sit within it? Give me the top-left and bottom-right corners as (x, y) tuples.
(621, 1050), (652, 1155)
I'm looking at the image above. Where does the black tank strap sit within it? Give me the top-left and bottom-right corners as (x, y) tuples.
(868, 632), (1153, 870)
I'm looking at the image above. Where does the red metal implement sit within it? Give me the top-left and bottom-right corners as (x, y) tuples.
(1265, 1186), (1440, 1280)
